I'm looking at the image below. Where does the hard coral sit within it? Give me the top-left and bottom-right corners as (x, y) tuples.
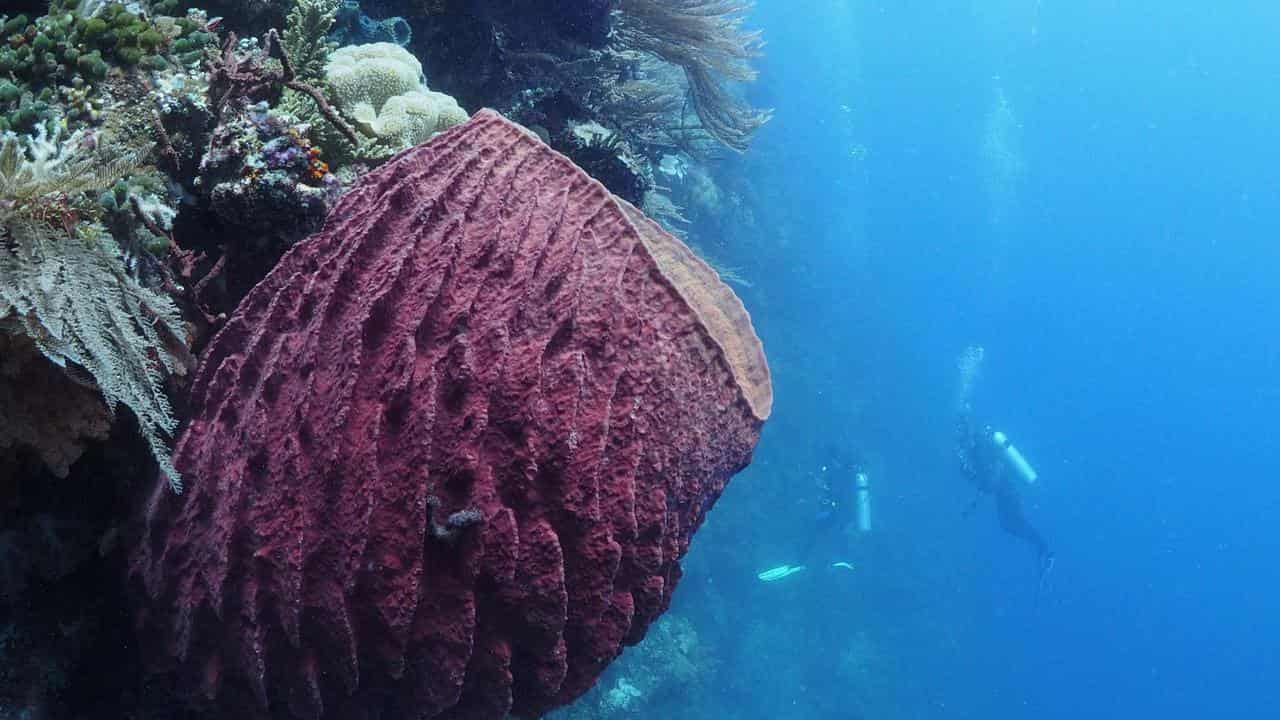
(320, 42), (468, 163)
(0, 4), (216, 134)
(131, 109), (770, 720)
(356, 88), (468, 151)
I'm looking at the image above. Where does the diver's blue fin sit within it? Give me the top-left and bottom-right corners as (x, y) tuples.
(757, 564), (807, 582)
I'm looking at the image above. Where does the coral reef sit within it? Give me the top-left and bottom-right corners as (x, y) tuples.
(550, 614), (712, 720)
(176, 0), (294, 36)
(613, 0), (771, 153)
(412, 0), (768, 157)
(0, 2), (217, 134)
(280, 0), (339, 84)
(0, 334), (112, 479)
(320, 41), (468, 163)
(473, 0), (614, 48)
(331, 0), (411, 47)
(0, 0), (775, 715)
(196, 99), (339, 242)
(206, 28), (359, 148)
(558, 119), (652, 206)
(130, 110), (771, 720)
(0, 127), (192, 490)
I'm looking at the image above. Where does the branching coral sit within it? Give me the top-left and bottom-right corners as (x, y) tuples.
(277, 0), (339, 120)
(280, 0), (338, 83)
(207, 29), (360, 147)
(613, 0), (771, 152)
(0, 128), (191, 490)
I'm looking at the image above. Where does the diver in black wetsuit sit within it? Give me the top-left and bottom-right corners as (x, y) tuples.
(956, 413), (1055, 580)
(797, 467), (855, 567)
(756, 461), (862, 582)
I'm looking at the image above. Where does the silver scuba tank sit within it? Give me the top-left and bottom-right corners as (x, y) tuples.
(855, 472), (872, 532)
(991, 430), (1038, 484)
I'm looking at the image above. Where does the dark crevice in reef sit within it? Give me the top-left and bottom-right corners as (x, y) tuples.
(0, 418), (171, 719)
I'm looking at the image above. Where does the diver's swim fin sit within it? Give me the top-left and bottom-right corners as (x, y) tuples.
(1034, 552), (1056, 608)
(756, 564), (807, 582)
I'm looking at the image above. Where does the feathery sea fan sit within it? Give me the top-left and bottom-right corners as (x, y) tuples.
(0, 128), (190, 488)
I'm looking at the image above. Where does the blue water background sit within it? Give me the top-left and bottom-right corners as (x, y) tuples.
(673, 2), (1280, 718)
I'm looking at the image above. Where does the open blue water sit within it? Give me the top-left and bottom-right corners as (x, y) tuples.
(624, 2), (1280, 718)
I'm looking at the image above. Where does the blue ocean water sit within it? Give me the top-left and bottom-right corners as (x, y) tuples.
(635, 2), (1280, 719)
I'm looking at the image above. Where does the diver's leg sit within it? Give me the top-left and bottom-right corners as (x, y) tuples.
(994, 482), (1049, 558)
(799, 513), (836, 564)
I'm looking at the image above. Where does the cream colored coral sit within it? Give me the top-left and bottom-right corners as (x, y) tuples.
(326, 42), (423, 111)
(366, 91), (469, 148)
(324, 43), (469, 157)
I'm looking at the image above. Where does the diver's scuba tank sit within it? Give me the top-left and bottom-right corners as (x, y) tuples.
(991, 430), (1038, 484)
(855, 472), (872, 532)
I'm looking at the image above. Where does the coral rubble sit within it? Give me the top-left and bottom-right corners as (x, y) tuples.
(130, 110), (770, 720)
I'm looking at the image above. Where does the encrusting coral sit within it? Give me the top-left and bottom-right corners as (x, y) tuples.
(0, 333), (112, 478)
(196, 99), (340, 242)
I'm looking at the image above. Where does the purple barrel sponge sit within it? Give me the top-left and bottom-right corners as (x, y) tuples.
(130, 110), (771, 720)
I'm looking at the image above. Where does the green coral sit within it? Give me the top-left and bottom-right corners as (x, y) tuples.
(277, 0), (340, 121)
(0, 2), (215, 133)
(283, 0), (339, 83)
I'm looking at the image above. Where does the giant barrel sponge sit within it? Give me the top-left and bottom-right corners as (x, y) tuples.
(129, 110), (771, 720)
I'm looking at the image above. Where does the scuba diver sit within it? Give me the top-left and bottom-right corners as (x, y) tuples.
(952, 344), (1055, 595)
(757, 458), (871, 582)
(955, 411), (1056, 591)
